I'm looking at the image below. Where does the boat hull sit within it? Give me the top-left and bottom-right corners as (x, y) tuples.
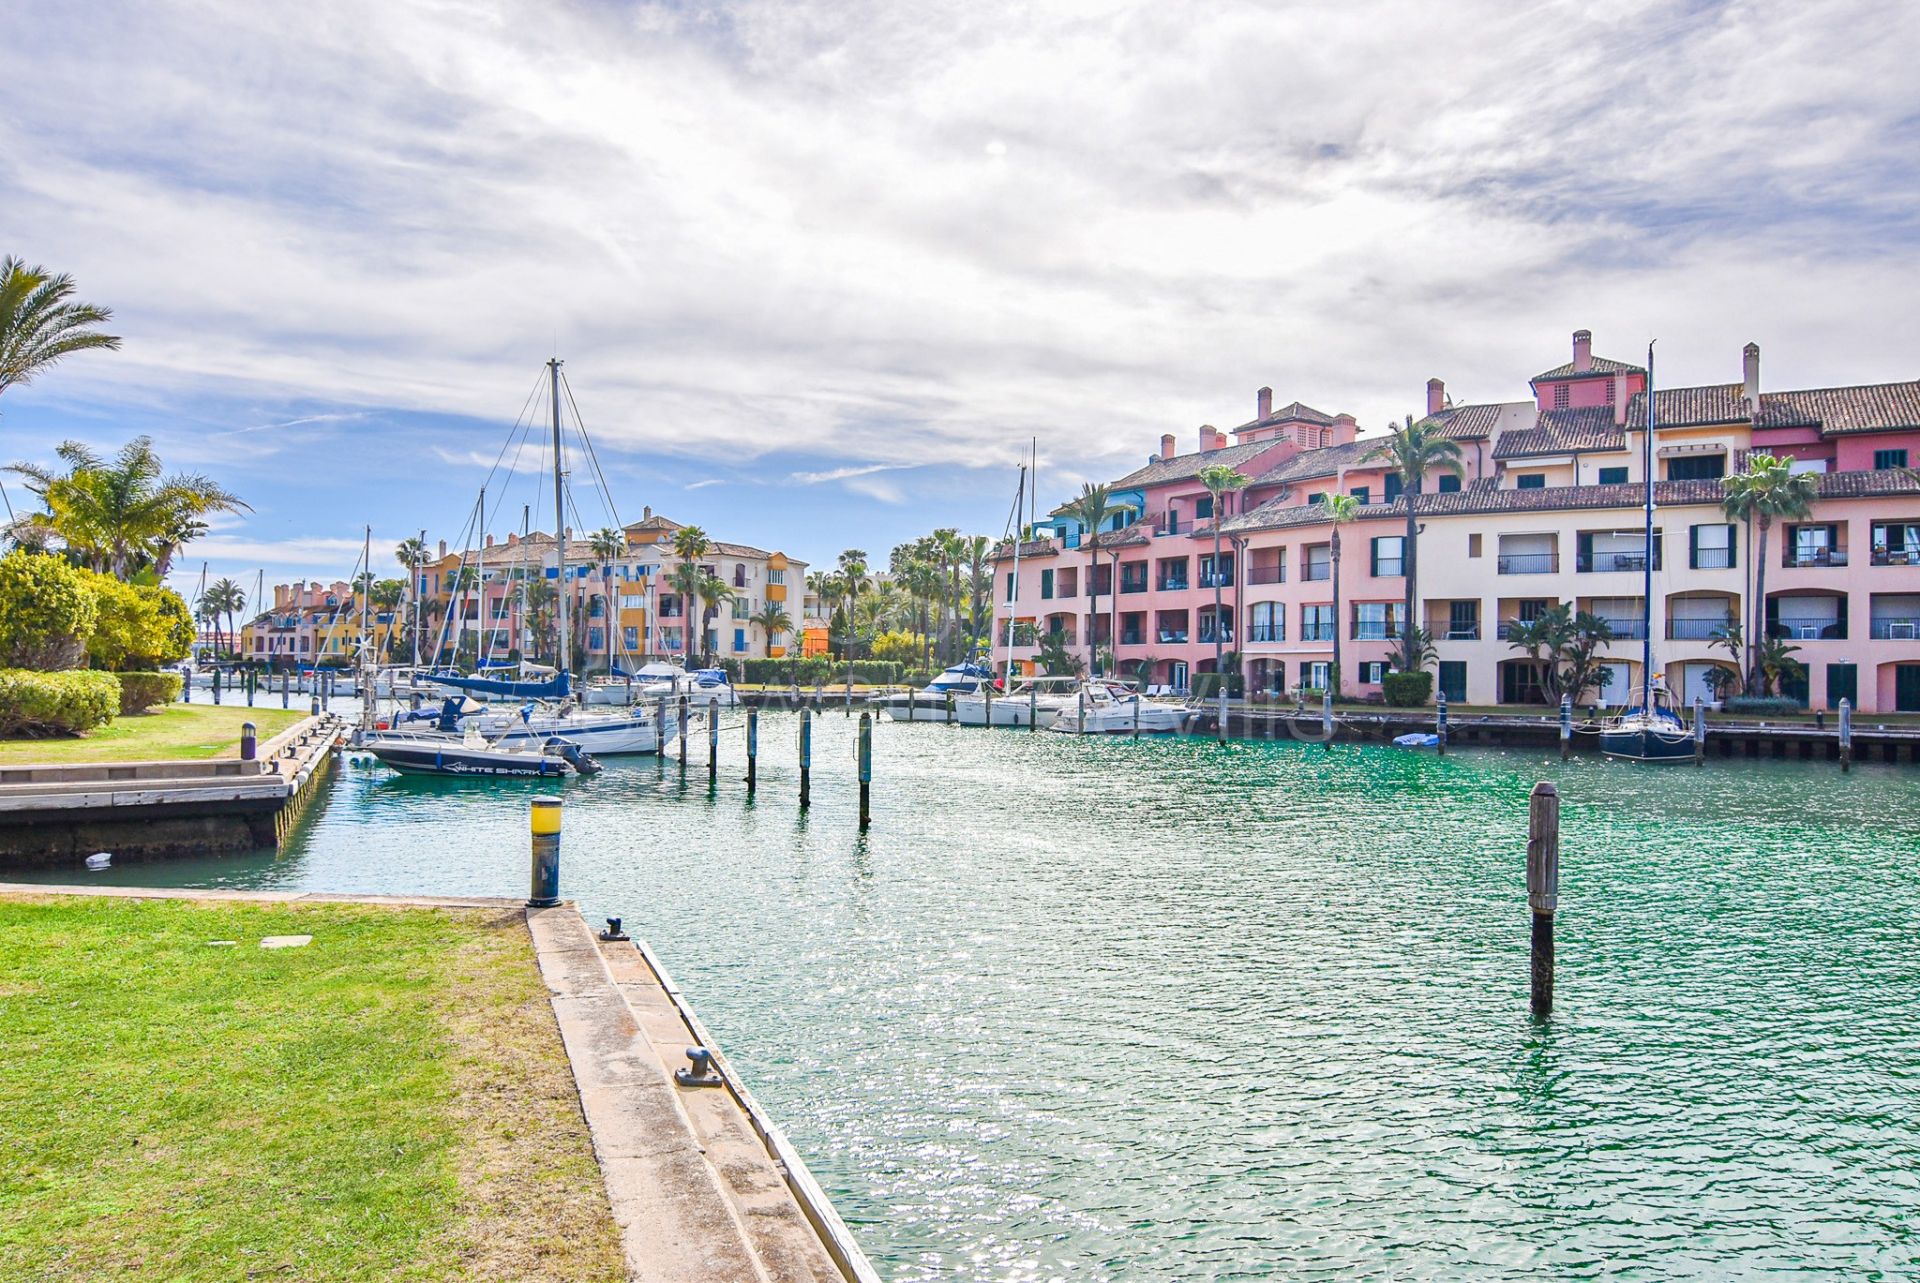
(362, 741), (574, 776)
(951, 697), (1064, 728)
(1600, 727), (1695, 762)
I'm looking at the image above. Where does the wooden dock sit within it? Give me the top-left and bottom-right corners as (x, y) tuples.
(0, 714), (348, 867)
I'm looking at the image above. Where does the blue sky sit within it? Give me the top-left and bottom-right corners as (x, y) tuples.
(5, 0), (1919, 597)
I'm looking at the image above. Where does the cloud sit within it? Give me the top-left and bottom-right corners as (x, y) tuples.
(791, 463), (904, 486)
(683, 478), (726, 491)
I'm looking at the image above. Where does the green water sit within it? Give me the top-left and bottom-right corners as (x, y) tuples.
(43, 713), (1920, 1279)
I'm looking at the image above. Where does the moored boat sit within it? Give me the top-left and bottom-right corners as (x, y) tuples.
(359, 727), (599, 776)
(1047, 680), (1189, 734)
(874, 663), (994, 718)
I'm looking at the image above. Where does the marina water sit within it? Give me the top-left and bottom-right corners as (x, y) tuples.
(48, 711), (1920, 1279)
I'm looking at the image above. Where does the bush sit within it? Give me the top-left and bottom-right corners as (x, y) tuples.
(1381, 670), (1434, 707)
(85, 575), (195, 671)
(1191, 673), (1245, 700)
(735, 657), (904, 686)
(0, 668), (121, 736)
(1723, 695), (1804, 716)
(0, 551), (98, 670)
(115, 671), (183, 714)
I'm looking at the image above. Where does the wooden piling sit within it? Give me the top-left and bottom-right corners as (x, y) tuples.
(656, 695), (668, 761)
(707, 702), (719, 784)
(746, 708), (759, 794)
(1527, 781), (1560, 1019)
(798, 708), (812, 808)
(1436, 689), (1448, 755)
(678, 694), (690, 769)
(1321, 689), (1333, 750)
(281, 672), (289, 709)
(1692, 696), (1705, 767)
(1132, 693), (1141, 739)
(1558, 694), (1572, 761)
(1839, 697), (1853, 773)
(1217, 685), (1228, 746)
(1027, 683), (1036, 732)
(213, 670), (222, 705)
(857, 711), (872, 830)
(1077, 688), (1087, 735)
(946, 692), (954, 725)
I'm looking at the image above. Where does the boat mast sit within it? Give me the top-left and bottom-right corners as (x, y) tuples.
(1004, 466), (1026, 684)
(475, 487), (487, 666)
(550, 358), (569, 688)
(1642, 341), (1657, 709)
(360, 524), (374, 731)
(411, 527), (425, 669)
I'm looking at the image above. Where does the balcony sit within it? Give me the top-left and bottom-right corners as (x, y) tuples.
(1773, 617), (1847, 640)
(1667, 618), (1732, 640)
(1596, 619), (1648, 640)
(1871, 549), (1920, 567)
(1248, 624), (1284, 642)
(1577, 552), (1653, 574)
(1120, 578), (1149, 595)
(1198, 571), (1233, 588)
(1121, 629), (1144, 646)
(1157, 577), (1189, 592)
(1197, 626), (1234, 645)
(1302, 564), (1331, 582)
(1785, 548), (1847, 568)
(1499, 553), (1560, 574)
(1300, 623), (1335, 642)
(1441, 625), (1481, 641)
(1871, 616), (1920, 639)
(1691, 548), (1735, 569)
(1155, 630), (1189, 644)
(1248, 565), (1286, 585)
(1153, 514), (1184, 536)
(1046, 631), (1078, 648)
(1351, 622), (1402, 641)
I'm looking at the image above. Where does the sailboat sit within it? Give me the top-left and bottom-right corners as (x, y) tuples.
(1601, 341), (1697, 762)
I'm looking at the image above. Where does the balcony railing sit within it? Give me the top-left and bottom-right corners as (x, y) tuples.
(1248, 624), (1284, 642)
(1691, 549), (1736, 569)
(1786, 548), (1847, 568)
(1596, 619), (1648, 640)
(1351, 623), (1403, 641)
(1440, 625), (1480, 641)
(1667, 618), (1733, 640)
(1156, 630), (1189, 644)
(1197, 627), (1235, 644)
(1248, 565), (1286, 584)
(1302, 564), (1331, 582)
(1157, 577), (1189, 592)
(1577, 552), (1655, 573)
(1773, 617), (1847, 640)
(1871, 549), (1920, 566)
(1300, 623), (1335, 642)
(1154, 515), (1183, 536)
(1870, 616), (1920, 639)
(1120, 631), (1144, 646)
(1120, 579), (1149, 594)
(1499, 552), (1560, 574)
(1199, 571), (1233, 588)
(1373, 559), (1405, 577)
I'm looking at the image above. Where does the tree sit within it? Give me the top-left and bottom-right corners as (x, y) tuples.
(1556, 610), (1617, 704)
(837, 549), (870, 692)
(85, 574), (194, 671)
(1319, 493), (1361, 696)
(394, 536), (432, 663)
(1503, 606), (1570, 705)
(669, 525), (710, 664)
(205, 578), (246, 660)
(6, 437), (248, 579)
(695, 570), (738, 666)
(1058, 483), (1128, 675)
(1709, 615), (1746, 697)
(0, 257), (121, 406)
(1722, 453), (1818, 691)
(523, 579), (557, 662)
(589, 527), (625, 671)
(962, 535), (994, 660)
(0, 549), (98, 668)
(1196, 465), (1250, 686)
(1755, 636), (1806, 699)
(1367, 414), (1463, 673)
(748, 601), (791, 655)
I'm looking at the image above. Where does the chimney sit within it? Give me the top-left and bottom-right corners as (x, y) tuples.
(1572, 329), (1593, 372)
(1331, 413), (1358, 445)
(1426, 378), (1445, 417)
(1160, 433), (1176, 459)
(1257, 387), (1273, 420)
(506, 532), (518, 546)
(1198, 424), (1217, 452)
(1743, 342), (1760, 415)
(1613, 372), (1628, 425)
(485, 534), (495, 548)
(437, 539), (447, 559)
(643, 505), (652, 520)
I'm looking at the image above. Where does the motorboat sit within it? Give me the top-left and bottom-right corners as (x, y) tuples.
(579, 661), (680, 706)
(635, 665), (739, 710)
(359, 726), (600, 776)
(952, 675), (1077, 728)
(1047, 681), (1190, 734)
(873, 662), (993, 719)
(382, 696), (664, 756)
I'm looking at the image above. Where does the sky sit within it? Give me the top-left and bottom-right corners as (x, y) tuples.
(4, 0), (1919, 601)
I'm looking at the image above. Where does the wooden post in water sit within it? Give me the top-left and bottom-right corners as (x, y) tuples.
(857, 711), (872, 830)
(1839, 697), (1853, 773)
(656, 695), (668, 761)
(1132, 693), (1141, 739)
(1692, 696), (1705, 767)
(1321, 688), (1333, 750)
(746, 708), (759, 794)
(1436, 689), (1449, 755)
(1027, 683), (1036, 732)
(707, 703), (719, 785)
(1528, 775), (1559, 1014)
(905, 686), (914, 722)
(245, 670), (255, 706)
(677, 695), (690, 769)
(1077, 687), (1087, 735)
(1527, 781), (1559, 1019)
(1217, 684), (1228, 746)
(798, 708), (812, 808)
(1559, 694), (1572, 761)
(946, 691), (954, 725)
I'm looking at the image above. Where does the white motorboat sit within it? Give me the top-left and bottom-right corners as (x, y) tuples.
(1047, 681), (1190, 734)
(873, 662), (994, 719)
(635, 665), (739, 710)
(358, 726), (599, 776)
(579, 661), (680, 706)
(384, 697), (664, 756)
(952, 676), (1077, 728)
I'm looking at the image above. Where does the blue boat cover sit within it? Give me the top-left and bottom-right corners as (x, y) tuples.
(435, 672), (571, 699)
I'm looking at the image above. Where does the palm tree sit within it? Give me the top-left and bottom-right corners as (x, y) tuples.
(669, 525), (710, 665)
(749, 601), (791, 655)
(837, 549), (870, 691)
(369, 578), (404, 658)
(7, 437), (249, 579)
(1055, 484), (1124, 674)
(1320, 493), (1361, 696)
(1196, 465), (1251, 688)
(206, 578), (246, 660)
(1368, 414), (1463, 671)
(695, 570), (738, 666)
(195, 599), (223, 659)
(962, 535), (994, 660)
(523, 580), (558, 662)
(395, 536), (432, 664)
(589, 527), (625, 671)
(0, 257), (121, 406)
(1722, 453), (1818, 690)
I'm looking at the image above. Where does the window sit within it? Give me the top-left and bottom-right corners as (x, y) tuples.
(1359, 661), (1387, 685)
(768, 568), (785, 585)
(1875, 449), (1910, 471)
(1350, 486), (1370, 504)
(1351, 603), (1404, 641)
(1005, 571), (1016, 602)
(1121, 561), (1149, 593)
(1552, 384), (1570, 409)
(734, 628), (746, 652)
(1468, 533), (1483, 558)
(1301, 604), (1335, 642)
(1305, 661), (1330, 690)
(1194, 495), (1214, 519)
(1517, 474), (1546, 490)
(623, 626), (639, 649)
(1307, 492), (1326, 506)
(1438, 660), (1467, 702)
(1157, 558), (1189, 591)
(1303, 544), (1331, 581)
(1690, 523), (1735, 570)
(1384, 474), (1403, 503)
(1444, 600), (1480, 640)
(1040, 569), (1054, 599)
(1199, 554), (1234, 587)
(1872, 521), (1920, 564)
(1598, 466), (1629, 485)
(1667, 454), (1727, 480)
(1248, 601), (1283, 643)
(1371, 536), (1405, 577)
(1437, 474), (1461, 493)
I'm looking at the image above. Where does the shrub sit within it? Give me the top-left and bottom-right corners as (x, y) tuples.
(1381, 670), (1434, 707)
(84, 575), (195, 671)
(1191, 673), (1245, 700)
(735, 657), (903, 686)
(0, 551), (98, 669)
(115, 671), (183, 714)
(0, 668), (121, 736)
(1723, 695), (1804, 716)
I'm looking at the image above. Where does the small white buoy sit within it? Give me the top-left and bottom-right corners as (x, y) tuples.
(84, 852), (112, 871)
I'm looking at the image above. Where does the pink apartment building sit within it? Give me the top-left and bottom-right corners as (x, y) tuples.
(992, 330), (1920, 712)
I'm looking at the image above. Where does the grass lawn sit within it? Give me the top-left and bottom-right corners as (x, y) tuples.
(0, 705), (306, 765)
(0, 895), (625, 1282)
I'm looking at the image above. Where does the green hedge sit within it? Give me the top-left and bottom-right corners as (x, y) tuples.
(1190, 673), (1244, 700)
(734, 658), (904, 686)
(1724, 695), (1805, 715)
(116, 671), (184, 715)
(1381, 671), (1433, 707)
(0, 669), (121, 737)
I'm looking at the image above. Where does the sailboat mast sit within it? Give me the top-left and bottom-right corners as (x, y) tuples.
(550, 358), (569, 683)
(1643, 341), (1657, 708)
(1005, 466), (1026, 683)
(475, 487), (486, 664)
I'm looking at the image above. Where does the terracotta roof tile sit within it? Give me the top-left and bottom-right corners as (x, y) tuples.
(1226, 400), (1339, 436)
(1756, 381), (1920, 435)
(1531, 354), (1643, 383)
(1418, 401), (1519, 441)
(1250, 438), (1381, 486)
(1110, 440), (1275, 488)
(1490, 407), (1624, 459)
(1623, 383), (1752, 428)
